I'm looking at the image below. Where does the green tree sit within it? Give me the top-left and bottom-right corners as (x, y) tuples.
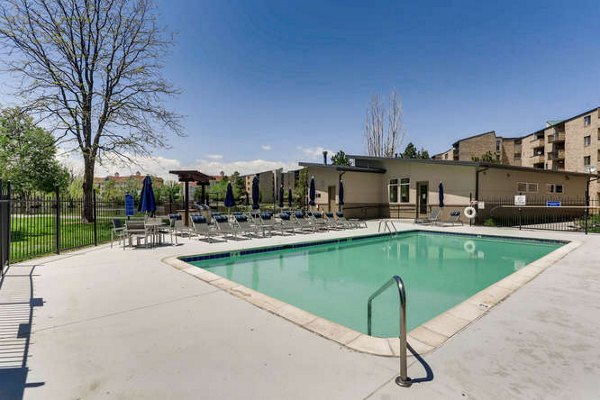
(0, 0), (182, 221)
(0, 108), (69, 194)
(230, 171), (245, 200)
(401, 142), (430, 159)
(401, 142), (418, 159)
(293, 169), (310, 208)
(331, 150), (351, 166)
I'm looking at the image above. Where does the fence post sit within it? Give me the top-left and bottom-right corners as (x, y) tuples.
(518, 207), (522, 230)
(93, 189), (98, 246)
(55, 187), (61, 255)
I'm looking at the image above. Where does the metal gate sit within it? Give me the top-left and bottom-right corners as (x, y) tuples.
(0, 180), (10, 277)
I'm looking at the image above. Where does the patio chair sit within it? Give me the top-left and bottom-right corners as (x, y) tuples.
(324, 212), (345, 230)
(111, 218), (126, 248)
(416, 208), (441, 225)
(256, 212), (275, 236)
(275, 212), (296, 235)
(308, 212), (329, 231)
(233, 214), (260, 237)
(124, 220), (151, 249)
(170, 214), (192, 241)
(446, 210), (463, 226)
(335, 212), (357, 229)
(190, 215), (217, 242)
(212, 215), (239, 239)
(293, 211), (316, 232)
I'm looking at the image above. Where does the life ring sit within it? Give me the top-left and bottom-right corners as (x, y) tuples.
(464, 240), (476, 253)
(464, 206), (477, 219)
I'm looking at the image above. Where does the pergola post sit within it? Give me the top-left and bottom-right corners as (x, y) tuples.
(169, 170), (213, 227)
(184, 181), (190, 226)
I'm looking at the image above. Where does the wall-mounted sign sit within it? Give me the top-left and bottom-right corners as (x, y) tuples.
(514, 195), (526, 206)
(546, 201), (561, 207)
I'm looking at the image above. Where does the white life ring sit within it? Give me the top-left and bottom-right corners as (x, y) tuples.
(464, 240), (476, 254)
(464, 206), (477, 219)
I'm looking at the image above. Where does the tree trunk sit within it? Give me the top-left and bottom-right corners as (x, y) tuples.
(82, 155), (95, 223)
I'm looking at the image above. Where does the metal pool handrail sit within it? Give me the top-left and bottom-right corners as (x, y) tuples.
(367, 275), (412, 387)
(377, 219), (398, 234)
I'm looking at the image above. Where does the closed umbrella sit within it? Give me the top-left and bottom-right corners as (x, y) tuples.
(309, 176), (316, 207)
(288, 188), (293, 208)
(438, 182), (444, 208)
(224, 182), (235, 212)
(338, 180), (344, 211)
(245, 192), (249, 207)
(252, 176), (260, 210)
(138, 176), (156, 216)
(278, 184), (284, 209)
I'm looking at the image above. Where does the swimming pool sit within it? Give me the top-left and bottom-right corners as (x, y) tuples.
(182, 231), (564, 338)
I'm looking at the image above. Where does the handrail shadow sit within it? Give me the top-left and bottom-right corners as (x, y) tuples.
(407, 342), (434, 383)
(0, 264), (45, 400)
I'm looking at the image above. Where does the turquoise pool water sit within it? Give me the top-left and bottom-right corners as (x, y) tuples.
(185, 232), (563, 337)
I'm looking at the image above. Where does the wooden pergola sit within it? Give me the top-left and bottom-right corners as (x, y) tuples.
(169, 170), (212, 226)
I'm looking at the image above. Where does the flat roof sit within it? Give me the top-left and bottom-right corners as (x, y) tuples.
(346, 155), (595, 178)
(298, 162), (386, 174)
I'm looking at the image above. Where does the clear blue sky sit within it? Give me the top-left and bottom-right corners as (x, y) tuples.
(6, 0), (600, 177)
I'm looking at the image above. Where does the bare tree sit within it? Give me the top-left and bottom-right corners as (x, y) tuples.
(364, 90), (404, 157)
(0, 0), (182, 221)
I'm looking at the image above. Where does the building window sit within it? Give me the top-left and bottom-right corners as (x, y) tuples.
(517, 182), (538, 193)
(400, 178), (410, 203)
(546, 184), (564, 193)
(584, 135), (591, 147)
(388, 178), (410, 203)
(388, 179), (398, 203)
(584, 115), (591, 126)
(584, 156), (591, 168)
(514, 152), (521, 160)
(496, 140), (501, 152)
(444, 154), (448, 160)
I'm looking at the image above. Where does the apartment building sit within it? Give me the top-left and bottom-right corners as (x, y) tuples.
(434, 106), (600, 199)
(433, 131), (522, 165)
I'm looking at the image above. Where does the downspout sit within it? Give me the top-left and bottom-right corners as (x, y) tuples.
(475, 165), (489, 203)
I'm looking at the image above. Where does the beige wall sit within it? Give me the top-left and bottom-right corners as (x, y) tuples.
(478, 168), (587, 202)
(433, 148), (454, 161)
(456, 132), (497, 161)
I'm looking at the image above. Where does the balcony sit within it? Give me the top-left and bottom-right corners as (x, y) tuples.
(548, 131), (565, 143)
(547, 149), (565, 160)
(531, 154), (545, 164)
(530, 137), (545, 147)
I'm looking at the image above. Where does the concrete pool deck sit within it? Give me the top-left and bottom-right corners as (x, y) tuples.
(1, 221), (600, 399)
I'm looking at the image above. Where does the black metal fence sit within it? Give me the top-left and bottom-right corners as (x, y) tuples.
(476, 197), (600, 234)
(0, 180), (10, 277)
(8, 189), (127, 263)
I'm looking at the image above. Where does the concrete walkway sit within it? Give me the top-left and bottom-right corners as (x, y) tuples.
(1, 222), (599, 399)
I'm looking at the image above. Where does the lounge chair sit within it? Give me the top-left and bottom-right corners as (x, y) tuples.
(275, 212), (296, 235)
(190, 215), (217, 241)
(324, 212), (345, 229)
(256, 212), (274, 236)
(416, 208), (441, 225)
(308, 212), (329, 231)
(233, 214), (260, 237)
(169, 213), (192, 243)
(212, 215), (239, 239)
(293, 211), (316, 232)
(335, 212), (358, 229)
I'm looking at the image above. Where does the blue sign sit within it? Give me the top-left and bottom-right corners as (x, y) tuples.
(546, 201), (561, 207)
(125, 194), (135, 216)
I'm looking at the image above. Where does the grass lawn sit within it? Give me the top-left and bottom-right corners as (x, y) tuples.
(10, 215), (114, 262)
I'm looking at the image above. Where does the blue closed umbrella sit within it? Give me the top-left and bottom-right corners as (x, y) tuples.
(278, 185), (284, 208)
(288, 188), (293, 208)
(139, 176), (157, 216)
(224, 182), (235, 208)
(252, 176), (260, 210)
(338, 180), (344, 211)
(309, 176), (316, 207)
(438, 182), (444, 208)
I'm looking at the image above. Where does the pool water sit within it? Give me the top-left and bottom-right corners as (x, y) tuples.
(186, 232), (563, 337)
